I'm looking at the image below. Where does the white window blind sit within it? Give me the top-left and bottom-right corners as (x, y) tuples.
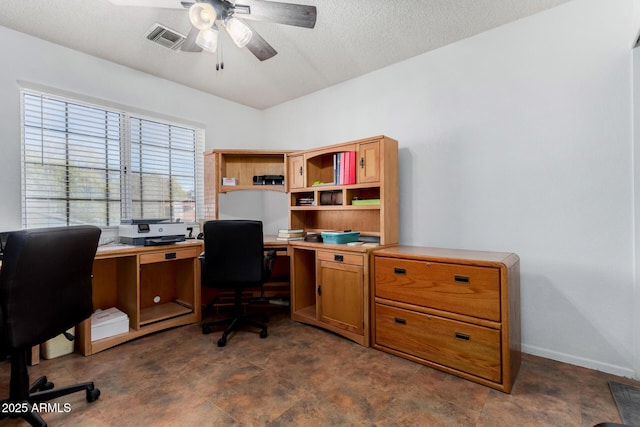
(127, 117), (197, 222)
(21, 90), (203, 229)
(22, 93), (122, 228)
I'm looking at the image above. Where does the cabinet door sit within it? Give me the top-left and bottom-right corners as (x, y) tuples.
(317, 260), (364, 335)
(288, 154), (305, 189)
(357, 140), (380, 183)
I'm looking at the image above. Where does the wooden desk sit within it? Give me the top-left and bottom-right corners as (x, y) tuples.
(6, 236), (285, 361)
(77, 241), (202, 356)
(263, 234), (290, 253)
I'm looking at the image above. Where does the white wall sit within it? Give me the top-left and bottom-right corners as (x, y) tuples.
(264, 0), (639, 378)
(0, 26), (265, 233)
(633, 0), (640, 381)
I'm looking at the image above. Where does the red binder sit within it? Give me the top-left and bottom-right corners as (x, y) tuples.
(348, 151), (356, 184)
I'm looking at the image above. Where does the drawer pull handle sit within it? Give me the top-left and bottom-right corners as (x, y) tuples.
(455, 332), (470, 341)
(394, 317), (407, 325)
(394, 267), (406, 275)
(334, 254), (344, 262)
(165, 252), (177, 260)
(454, 275), (470, 284)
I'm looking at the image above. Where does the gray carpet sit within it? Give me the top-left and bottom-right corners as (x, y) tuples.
(609, 381), (640, 426)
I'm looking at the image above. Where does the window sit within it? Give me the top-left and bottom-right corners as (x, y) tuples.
(21, 90), (204, 229)
(127, 117), (198, 222)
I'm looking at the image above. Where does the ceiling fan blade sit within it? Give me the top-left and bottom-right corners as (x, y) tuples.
(181, 27), (203, 52)
(243, 23), (278, 61)
(234, 0), (317, 29)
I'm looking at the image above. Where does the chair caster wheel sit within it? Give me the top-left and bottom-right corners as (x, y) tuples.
(41, 381), (54, 391)
(260, 329), (268, 339)
(86, 387), (100, 403)
(202, 324), (211, 335)
(217, 337), (227, 347)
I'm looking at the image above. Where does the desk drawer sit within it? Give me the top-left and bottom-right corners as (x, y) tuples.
(375, 257), (501, 321)
(375, 304), (501, 382)
(317, 250), (363, 266)
(139, 247), (199, 265)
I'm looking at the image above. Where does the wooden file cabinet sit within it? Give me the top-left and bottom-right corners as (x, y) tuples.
(372, 246), (520, 393)
(76, 241), (202, 356)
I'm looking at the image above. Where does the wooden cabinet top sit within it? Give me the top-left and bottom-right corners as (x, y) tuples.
(204, 149), (292, 156)
(373, 245), (519, 268)
(288, 135), (397, 157)
(95, 240), (203, 259)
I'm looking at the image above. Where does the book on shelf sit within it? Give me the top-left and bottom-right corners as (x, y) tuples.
(332, 151), (357, 185)
(351, 199), (380, 205)
(344, 151), (351, 185)
(277, 228), (306, 239)
(278, 232), (305, 238)
(347, 151), (356, 184)
(296, 196), (315, 206)
(276, 236), (305, 241)
(278, 228), (304, 234)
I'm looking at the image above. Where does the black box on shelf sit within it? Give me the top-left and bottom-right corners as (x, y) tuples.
(253, 175), (285, 185)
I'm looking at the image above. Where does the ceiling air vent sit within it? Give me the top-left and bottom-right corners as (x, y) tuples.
(144, 23), (186, 50)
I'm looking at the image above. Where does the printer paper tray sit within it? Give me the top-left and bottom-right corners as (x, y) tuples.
(145, 237), (184, 246)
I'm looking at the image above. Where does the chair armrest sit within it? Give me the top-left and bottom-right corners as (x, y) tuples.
(263, 249), (277, 281)
(199, 252), (205, 280)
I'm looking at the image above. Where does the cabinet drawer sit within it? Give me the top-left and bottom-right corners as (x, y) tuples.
(375, 304), (501, 382)
(139, 248), (199, 265)
(317, 250), (363, 266)
(375, 257), (501, 321)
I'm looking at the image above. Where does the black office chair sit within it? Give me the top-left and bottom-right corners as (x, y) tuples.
(0, 225), (102, 427)
(200, 220), (275, 347)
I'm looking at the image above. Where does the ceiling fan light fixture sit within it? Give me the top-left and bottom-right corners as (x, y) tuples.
(224, 17), (253, 48)
(196, 28), (218, 52)
(189, 3), (217, 30)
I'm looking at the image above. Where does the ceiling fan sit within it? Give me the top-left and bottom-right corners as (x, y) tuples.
(109, 0), (317, 61)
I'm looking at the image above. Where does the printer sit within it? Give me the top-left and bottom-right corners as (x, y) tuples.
(119, 219), (187, 246)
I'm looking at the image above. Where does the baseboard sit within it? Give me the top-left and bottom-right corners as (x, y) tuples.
(522, 344), (638, 379)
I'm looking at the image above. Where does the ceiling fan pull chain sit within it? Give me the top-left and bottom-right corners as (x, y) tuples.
(220, 42), (224, 71)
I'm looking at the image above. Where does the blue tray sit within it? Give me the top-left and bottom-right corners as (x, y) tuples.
(321, 231), (360, 244)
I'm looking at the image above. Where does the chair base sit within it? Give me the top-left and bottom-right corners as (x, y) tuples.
(0, 351), (100, 427)
(202, 314), (268, 347)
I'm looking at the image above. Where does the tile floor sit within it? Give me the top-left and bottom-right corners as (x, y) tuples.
(0, 309), (638, 426)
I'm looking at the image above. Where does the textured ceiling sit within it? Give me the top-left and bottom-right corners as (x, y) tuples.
(0, 0), (571, 110)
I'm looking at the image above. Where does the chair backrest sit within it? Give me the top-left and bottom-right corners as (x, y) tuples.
(203, 220), (264, 288)
(0, 225), (101, 350)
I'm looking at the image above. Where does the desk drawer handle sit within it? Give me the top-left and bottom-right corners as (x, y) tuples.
(455, 332), (470, 341)
(394, 267), (406, 275)
(394, 317), (406, 325)
(454, 275), (470, 284)
(334, 254), (343, 262)
(165, 252), (177, 260)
